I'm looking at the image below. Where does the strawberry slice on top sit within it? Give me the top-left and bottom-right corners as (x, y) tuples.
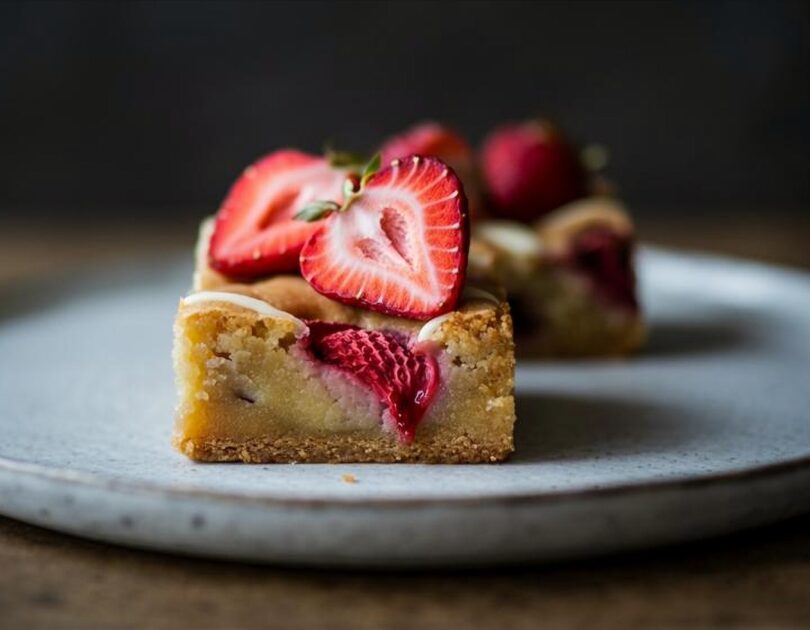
(380, 121), (484, 218)
(209, 150), (348, 279)
(299, 155), (469, 320)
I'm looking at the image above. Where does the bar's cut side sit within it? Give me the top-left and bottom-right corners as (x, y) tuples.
(173, 274), (515, 463)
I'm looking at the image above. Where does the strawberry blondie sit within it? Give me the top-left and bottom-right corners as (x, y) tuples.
(469, 197), (645, 357)
(173, 152), (516, 463)
(174, 279), (514, 463)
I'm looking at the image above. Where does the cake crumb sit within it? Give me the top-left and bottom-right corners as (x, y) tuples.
(341, 474), (358, 484)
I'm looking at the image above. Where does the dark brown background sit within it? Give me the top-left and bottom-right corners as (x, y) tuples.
(1, 0), (809, 219)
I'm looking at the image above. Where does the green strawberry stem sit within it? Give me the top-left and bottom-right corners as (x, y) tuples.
(294, 200), (341, 222)
(295, 153), (382, 222)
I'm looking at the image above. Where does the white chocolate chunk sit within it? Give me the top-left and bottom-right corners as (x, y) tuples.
(475, 221), (543, 259)
(417, 312), (454, 343)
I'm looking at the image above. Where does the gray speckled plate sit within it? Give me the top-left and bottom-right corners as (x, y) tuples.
(1, 248), (810, 567)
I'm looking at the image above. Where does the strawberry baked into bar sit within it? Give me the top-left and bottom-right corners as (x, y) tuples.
(173, 152), (516, 463)
(380, 120), (646, 357)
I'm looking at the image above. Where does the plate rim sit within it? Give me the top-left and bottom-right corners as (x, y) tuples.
(3, 451), (810, 509)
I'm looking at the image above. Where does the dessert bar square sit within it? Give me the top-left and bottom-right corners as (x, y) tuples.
(470, 197), (646, 357)
(173, 149), (517, 464)
(173, 276), (515, 463)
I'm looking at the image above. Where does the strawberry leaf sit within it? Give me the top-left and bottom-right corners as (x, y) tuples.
(294, 200), (341, 222)
(360, 153), (381, 187)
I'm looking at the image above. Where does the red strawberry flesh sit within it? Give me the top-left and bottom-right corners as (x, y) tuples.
(306, 321), (439, 443)
(568, 227), (639, 311)
(480, 120), (586, 222)
(209, 150), (347, 278)
(380, 121), (483, 217)
(299, 155), (469, 320)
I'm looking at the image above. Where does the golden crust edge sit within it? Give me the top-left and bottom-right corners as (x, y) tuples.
(173, 433), (514, 464)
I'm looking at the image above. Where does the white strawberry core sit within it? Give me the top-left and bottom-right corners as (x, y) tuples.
(315, 163), (462, 313)
(349, 190), (437, 303)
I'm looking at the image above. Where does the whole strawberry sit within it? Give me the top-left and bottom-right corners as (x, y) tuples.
(480, 120), (586, 222)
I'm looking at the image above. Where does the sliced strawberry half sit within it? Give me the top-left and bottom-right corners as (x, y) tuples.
(209, 150), (348, 279)
(307, 321), (439, 443)
(299, 155), (469, 320)
(380, 121), (484, 217)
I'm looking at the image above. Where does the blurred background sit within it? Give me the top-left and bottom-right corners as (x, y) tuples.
(1, 0), (808, 277)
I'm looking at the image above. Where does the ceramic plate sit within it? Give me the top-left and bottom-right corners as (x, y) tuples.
(1, 248), (809, 567)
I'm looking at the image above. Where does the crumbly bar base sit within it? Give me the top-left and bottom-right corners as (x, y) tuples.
(175, 431), (513, 464)
(174, 275), (516, 464)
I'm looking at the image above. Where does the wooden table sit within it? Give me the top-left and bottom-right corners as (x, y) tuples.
(2, 213), (809, 628)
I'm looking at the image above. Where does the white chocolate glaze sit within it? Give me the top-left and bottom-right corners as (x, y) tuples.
(417, 312), (454, 343)
(417, 287), (499, 343)
(475, 220), (543, 259)
(182, 291), (308, 337)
